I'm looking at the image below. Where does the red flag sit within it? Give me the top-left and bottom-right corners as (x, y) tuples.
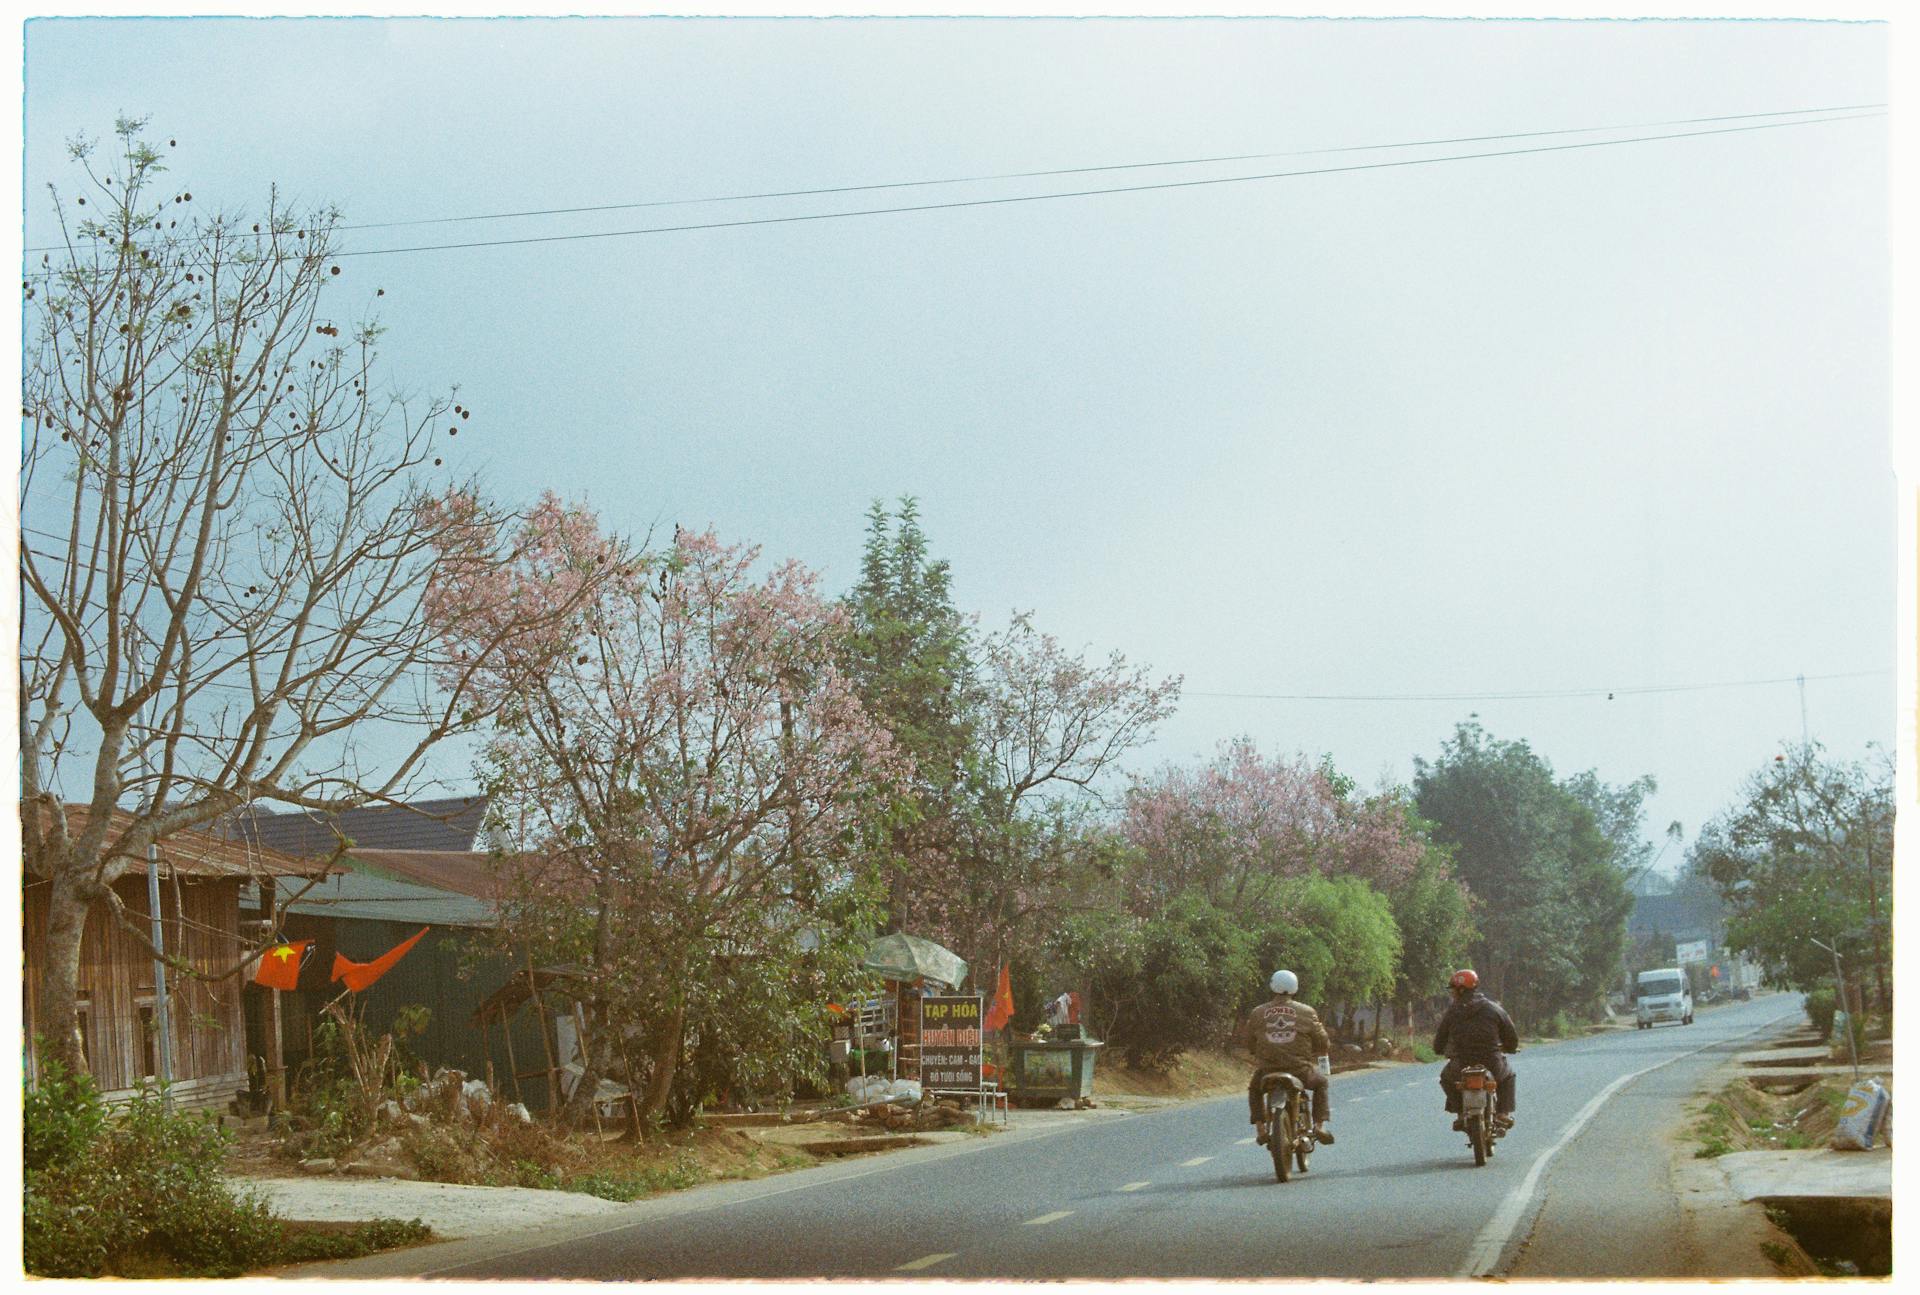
(331, 927), (428, 993)
(253, 940), (311, 992)
(984, 964), (1014, 1032)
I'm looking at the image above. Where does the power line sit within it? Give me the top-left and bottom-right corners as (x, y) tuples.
(237, 102), (1901, 236)
(325, 110), (1883, 261)
(1185, 668), (1892, 704)
(21, 107), (1883, 274)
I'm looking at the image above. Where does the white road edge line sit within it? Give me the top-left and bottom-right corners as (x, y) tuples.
(1180, 1156), (1215, 1167)
(1023, 1210), (1074, 1226)
(1457, 1008), (1800, 1280)
(1119, 1181), (1151, 1192)
(896, 1253), (957, 1271)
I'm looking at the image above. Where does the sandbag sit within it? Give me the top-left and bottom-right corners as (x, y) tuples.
(1832, 1077), (1891, 1150)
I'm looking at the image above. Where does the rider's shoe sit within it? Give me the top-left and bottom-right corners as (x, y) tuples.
(1314, 1123), (1336, 1145)
(1254, 1125), (1269, 1146)
(1495, 1114), (1515, 1131)
(1451, 1116), (1465, 1132)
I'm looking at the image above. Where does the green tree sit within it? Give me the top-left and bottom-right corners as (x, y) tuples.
(1413, 721), (1640, 1026)
(1689, 742), (1892, 1009)
(1053, 891), (1255, 1070)
(1249, 874), (1401, 1030)
(839, 499), (981, 930)
(1383, 839), (1477, 1030)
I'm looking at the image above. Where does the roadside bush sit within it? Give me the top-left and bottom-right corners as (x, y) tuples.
(24, 1068), (434, 1277)
(25, 1077), (276, 1277)
(1803, 987), (1837, 1038)
(1053, 891), (1255, 1070)
(24, 1057), (107, 1175)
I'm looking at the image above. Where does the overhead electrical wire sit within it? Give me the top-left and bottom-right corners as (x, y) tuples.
(280, 101), (1896, 234)
(325, 110), (1887, 259)
(1184, 669), (1891, 704)
(20, 103), (1884, 268)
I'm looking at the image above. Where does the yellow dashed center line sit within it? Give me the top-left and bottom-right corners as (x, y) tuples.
(1023, 1210), (1075, 1226)
(895, 1253), (957, 1272)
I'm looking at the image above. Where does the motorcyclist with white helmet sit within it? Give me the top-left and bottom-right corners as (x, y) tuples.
(1238, 969), (1335, 1146)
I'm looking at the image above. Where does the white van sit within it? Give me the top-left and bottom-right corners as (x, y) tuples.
(1635, 967), (1694, 1028)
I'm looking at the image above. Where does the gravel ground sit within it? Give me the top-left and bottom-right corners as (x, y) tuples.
(229, 1174), (632, 1240)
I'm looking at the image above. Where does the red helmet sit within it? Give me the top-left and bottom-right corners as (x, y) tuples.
(1449, 969), (1480, 992)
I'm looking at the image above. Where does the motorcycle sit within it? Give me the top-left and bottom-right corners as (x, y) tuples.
(1454, 1064), (1508, 1167)
(1259, 1072), (1317, 1182)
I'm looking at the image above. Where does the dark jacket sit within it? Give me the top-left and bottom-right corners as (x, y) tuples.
(1432, 991), (1519, 1061)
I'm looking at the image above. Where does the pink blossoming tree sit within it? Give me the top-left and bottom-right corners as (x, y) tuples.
(915, 613), (1181, 980)
(1121, 737), (1426, 918)
(428, 508), (908, 1128)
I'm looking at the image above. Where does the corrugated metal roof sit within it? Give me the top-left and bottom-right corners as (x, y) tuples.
(218, 796), (489, 857)
(243, 867), (496, 929)
(347, 850), (502, 902)
(33, 804), (336, 880)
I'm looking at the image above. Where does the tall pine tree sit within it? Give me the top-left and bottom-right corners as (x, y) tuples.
(841, 499), (979, 931)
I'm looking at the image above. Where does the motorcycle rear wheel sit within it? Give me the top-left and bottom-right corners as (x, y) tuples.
(1270, 1102), (1293, 1182)
(1468, 1113), (1488, 1166)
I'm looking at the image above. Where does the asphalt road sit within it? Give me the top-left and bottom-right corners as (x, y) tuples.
(331, 993), (1801, 1281)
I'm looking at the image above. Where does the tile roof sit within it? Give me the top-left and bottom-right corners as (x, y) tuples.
(31, 804), (337, 880)
(219, 796), (489, 858)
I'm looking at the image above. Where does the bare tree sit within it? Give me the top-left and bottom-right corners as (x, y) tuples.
(20, 117), (584, 1074)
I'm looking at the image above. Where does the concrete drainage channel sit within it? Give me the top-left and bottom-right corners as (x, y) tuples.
(1758, 1197), (1891, 1277)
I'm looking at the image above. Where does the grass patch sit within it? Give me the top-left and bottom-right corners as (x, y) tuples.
(273, 1218), (434, 1265)
(559, 1147), (710, 1201)
(1410, 1042), (1439, 1064)
(1693, 1099), (1740, 1158)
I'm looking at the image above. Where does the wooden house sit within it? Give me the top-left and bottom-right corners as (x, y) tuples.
(22, 808), (333, 1111)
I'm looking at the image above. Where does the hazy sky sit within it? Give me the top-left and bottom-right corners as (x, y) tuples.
(21, 16), (1893, 871)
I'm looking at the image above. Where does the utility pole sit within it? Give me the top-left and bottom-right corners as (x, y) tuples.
(1797, 673), (1809, 746)
(1810, 936), (1859, 1080)
(146, 839), (174, 1108)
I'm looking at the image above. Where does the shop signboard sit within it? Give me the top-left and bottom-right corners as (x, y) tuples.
(920, 995), (983, 1089)
(1676, 939), (1711, 966)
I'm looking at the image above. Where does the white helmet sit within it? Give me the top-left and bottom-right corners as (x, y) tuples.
(1270, 969), (1298, 995)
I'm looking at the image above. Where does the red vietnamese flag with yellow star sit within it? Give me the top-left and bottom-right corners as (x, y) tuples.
(253, 940), (312, 991)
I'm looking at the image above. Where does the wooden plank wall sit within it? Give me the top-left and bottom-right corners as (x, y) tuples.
(24, 874), (249, 1105)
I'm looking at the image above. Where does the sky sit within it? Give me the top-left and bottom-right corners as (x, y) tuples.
(17, 13), (1896, 875)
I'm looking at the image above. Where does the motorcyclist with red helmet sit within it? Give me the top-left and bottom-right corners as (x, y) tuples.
(1433, 969), (1519, 1131)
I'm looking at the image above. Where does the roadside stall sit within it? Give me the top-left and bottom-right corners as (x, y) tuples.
(858, 932), (968, 1082)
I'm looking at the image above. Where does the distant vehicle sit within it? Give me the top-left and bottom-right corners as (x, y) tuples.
(1635, 968), (1694, 1028)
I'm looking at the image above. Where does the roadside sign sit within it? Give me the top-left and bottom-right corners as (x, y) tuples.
(1676, 940), (1710, 965)
(920, 995), (983, 1089)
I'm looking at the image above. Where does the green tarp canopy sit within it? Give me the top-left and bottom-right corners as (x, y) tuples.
(862, 932), (968, 990)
